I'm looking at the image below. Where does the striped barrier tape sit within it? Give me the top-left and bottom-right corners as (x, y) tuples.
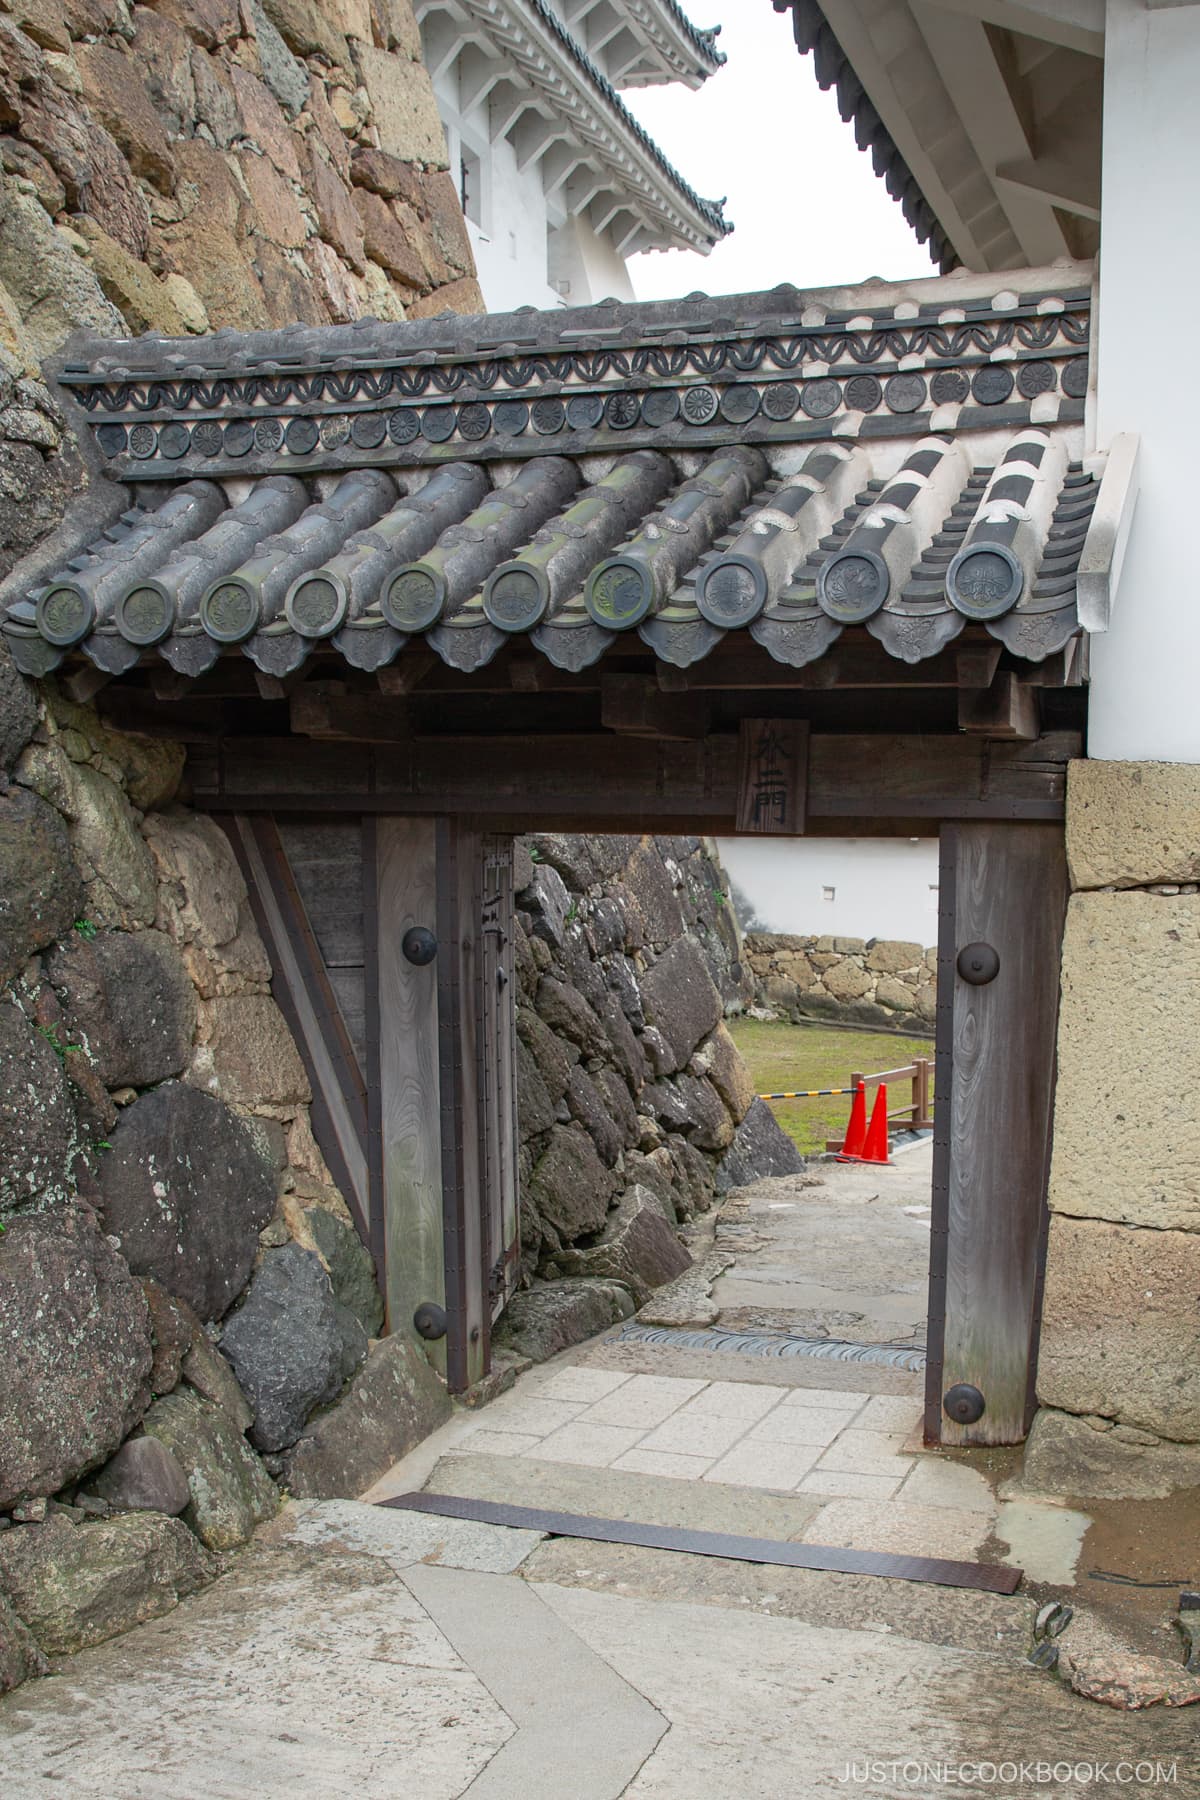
(757, 1086), (860, 1100)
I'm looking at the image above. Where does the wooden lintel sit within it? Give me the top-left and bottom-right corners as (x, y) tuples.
(958, 671), (1041, 740)
(149, 666), (194, 702)
(189, 729), (1078, 830)
(600, 673), (711, 739)
(291, 685), (409, 741)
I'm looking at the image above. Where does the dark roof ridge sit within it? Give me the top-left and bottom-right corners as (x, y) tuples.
(653, 1), (726, 68)
(772, 0), (953, 273)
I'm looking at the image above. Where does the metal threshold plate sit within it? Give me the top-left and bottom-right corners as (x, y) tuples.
(379, 1491), (1023, 1595)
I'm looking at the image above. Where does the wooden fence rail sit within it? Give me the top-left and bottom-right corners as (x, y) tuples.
(822, 1057), (934, 1151)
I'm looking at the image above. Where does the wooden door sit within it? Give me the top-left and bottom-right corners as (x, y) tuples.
(479, 836), (521, 1322)
(925, 823), (1068, 1446)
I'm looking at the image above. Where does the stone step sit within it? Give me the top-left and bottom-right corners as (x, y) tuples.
(419, 1452), (1035, 1662)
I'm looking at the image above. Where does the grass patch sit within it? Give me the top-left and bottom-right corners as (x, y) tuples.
(729, 1016), (934, 1156)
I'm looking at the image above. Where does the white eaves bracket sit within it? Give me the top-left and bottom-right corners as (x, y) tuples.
(1077, 431), (1141, 632)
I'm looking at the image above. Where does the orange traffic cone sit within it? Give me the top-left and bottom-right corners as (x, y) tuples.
(860, 1084), (891, 1165)
(836, 1082), (868, 1161)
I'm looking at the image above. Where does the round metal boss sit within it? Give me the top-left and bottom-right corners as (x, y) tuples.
(483, 563), (549, 632)
(696, 556), (767, 628)
(943, 1383), (986, 1425)
(402, 926), (438, 966)
(585, 558), (654, 629)
(36, 583), (95, 647)
(946, 542), (1023, 620)
(957, 941), (1000, 985)
(817, 548), (890, 623)
(115, 582), (174, 647)
(382, 565), (446, 632)
(413, 1302), (448, 1341)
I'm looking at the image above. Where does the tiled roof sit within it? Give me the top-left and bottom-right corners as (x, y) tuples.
(772, 0), (953, 274)
(4, 431), (1098, 685)
(529, 0), (730, 238)
(655, 1), (725, 68)
(3, 270), (1105, 685)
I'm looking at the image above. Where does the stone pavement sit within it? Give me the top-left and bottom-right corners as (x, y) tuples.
(2, 1153), (1198, 1797)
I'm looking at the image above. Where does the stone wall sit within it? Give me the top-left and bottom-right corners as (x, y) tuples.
(742, 932), (936, 1036)
(0, 0), (480, 375)
(0, 679), (448, 1692)
(1025, 760), (1200, 1499)
(497, 834), (801, 1362)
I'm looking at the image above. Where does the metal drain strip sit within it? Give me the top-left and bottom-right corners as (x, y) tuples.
(612, 1323), (927, 1372)
(380, 1492), (1022, 1595)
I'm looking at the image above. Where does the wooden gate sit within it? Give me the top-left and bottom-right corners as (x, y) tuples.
(924, 823), (1068, 1446)
(223, 813), (521, 1395)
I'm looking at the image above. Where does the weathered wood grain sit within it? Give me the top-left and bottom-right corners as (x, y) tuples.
(377, 818), (446, 1372)
(222, 816), (370, 1242)
(933, 822), (1068, 1446)
(736, 719), (809, 833)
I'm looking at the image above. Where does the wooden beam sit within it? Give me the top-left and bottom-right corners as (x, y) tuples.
(291, 685), (409, 741)
(189, 729), (1079, 830)
(600, 673), (711, 739)
(958, 670), (1041, 739)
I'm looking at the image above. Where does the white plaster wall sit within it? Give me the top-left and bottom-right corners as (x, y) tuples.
(717, 838), (940, 943)
(547, 216), (636, 305)
(1088, 0), (1200, 761)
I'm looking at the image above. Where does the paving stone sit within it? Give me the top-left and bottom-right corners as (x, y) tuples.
(532, 1421), (645, 1468)
(897, 1456), (995, 1513)
(281, 1498), (544, 1575)
(797, 1470), (904, 1501)
(529, 1367), (631, 1404)
(747, 1408), (845, 1449)
(703, 1439), (820, 1491)
(612, 1448), (716, 1481)
(800, 1498), (987, 1560)
(578, 1374), (707, 1431)
(637, 1411), (746, 1459)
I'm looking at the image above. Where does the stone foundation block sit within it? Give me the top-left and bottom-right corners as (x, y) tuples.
(1050, 891), (1200, 1231)
(1038, 1214), (1200, 1440)
(1067, 759), (1200, 888)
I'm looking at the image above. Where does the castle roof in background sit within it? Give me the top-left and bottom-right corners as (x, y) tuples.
(772, 0), (1103, 274)
(415, 1), (729, 254)
(5, 265), (1128, 693)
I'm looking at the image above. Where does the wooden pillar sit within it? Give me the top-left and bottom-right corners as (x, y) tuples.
(925, 822), (1068, 1445)
(373, 818), (446, 1373)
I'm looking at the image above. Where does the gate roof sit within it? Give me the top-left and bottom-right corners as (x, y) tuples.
(3, 262), (1115, 692)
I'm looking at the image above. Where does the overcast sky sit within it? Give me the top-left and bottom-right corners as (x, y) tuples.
(625, 11), (939, 934)
(624, 7), (934, 301)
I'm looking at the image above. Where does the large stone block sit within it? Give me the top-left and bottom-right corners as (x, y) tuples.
(525, 1124), (616, 1243)
(1050, 891), (1200, 1231)
(282, 1333), (450, 1498)
(493, 1278), (635, 1363)
(220, 1243), (367, 1453)
(0, 787), (83, 985)
(96, 1083), (277, 1321)
(1067, 759), (1200, 889)
(638, 938), (722, 1072)
(60, 763), (157, 929)
(822, 959), (873, 1002)
(619, 839), (684, 946)
(141, 1390), (278, 1550)
(91, 1435), (191, 1517)
(46, 928), (196, 1090)
(0, 1513), (217, 1658)
(197, 993), (310, 1105)
(303, 1201), (384, 1338)
(356, 43), (448, 166)
(0, 1206), (152, 1508)
(553, 1185), (691, 1306)
(691, 1022), (756, 1123)
(0, 1590), (45, 1692)
(0, 641), (36, 772)
(0, 998), (76, 1215)
(1022, 1406), (1200, 1501)
(534, 976), (609, 1060)
(1038, 1214), (1200, 1440)
(864, 939), (924, 974)
(716, 1097), (805, 1193)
